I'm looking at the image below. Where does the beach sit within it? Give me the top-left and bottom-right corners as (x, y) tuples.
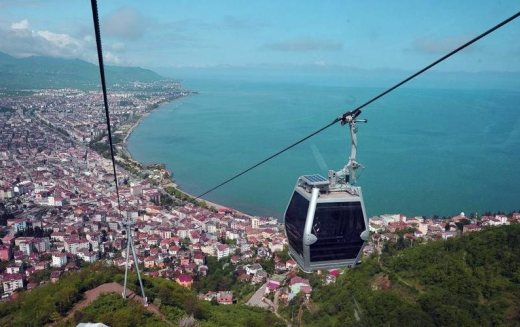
(118, 95), (253, 218)
(126, 76), (520, 219)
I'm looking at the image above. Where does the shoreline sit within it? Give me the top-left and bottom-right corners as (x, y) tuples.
(123, 111), (150, 144)
(115, 89), (511, 221)
(120, 96), (254, 218)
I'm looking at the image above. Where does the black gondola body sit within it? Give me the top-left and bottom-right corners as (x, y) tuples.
(284, 115), (369, 272)
(284, 173), (369, 272)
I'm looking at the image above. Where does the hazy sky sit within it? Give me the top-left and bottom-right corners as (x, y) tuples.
(0, 0), (519, 72)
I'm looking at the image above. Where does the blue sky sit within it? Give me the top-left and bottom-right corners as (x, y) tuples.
(0, 0), (519, 72)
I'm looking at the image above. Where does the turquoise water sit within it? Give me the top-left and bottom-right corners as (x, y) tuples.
(128, 74), (520, 219)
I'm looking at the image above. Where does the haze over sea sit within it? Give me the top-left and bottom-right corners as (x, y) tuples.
(128, 69), (520, 219)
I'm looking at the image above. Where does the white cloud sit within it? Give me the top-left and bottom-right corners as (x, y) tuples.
(104, 51), (121, 65)
(0, 18), (123, 65)
(110, 42), (126, 52)
(102, 7), (144, 40)
(36, 30), (82, 49)
(11, 19), (29, 30)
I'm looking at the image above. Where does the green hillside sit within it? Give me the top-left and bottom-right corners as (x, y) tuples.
(1, 225), (518, 327)
(294, 224), (520, 326)
(0, 263), (283, 327)
(0, 51), (165, 90)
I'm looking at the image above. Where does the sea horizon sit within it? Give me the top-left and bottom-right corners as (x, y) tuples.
(127, 70), (520, 219)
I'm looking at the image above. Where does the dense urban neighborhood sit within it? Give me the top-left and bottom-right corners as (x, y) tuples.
(0, 85), (519, 314)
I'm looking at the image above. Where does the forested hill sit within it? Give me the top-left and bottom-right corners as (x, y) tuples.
(298, 224), (520, 326)
(0, 51), (165, 89)
(1, 225), (518, 326)
(0, 263), (284, 327)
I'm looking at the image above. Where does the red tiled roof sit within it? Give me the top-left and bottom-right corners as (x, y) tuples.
(2, 273), (23, 282)
(267, 281), (281, 290)
(177, 274), (193, 283)
(290, 276), (309, 286)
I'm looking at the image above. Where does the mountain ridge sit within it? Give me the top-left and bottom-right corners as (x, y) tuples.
(0, 51), (166, 90)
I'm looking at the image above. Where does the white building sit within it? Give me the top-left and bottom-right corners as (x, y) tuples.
(18, 241), (33, 255)
(216, 244), (230, 260)
(251, 218), (259, 229)
(64, 239), (89, 255)
(7, 219), (26, 233)
(206, 224), (217, 234)
(5, 266), (21, 274)
(78, 250), (98, 263)
(1, 273), (23, 294)
(245, 263), (263, 275)
(177, 229), (188, 239)
(225, 230), (240, 240)
(52, 253), (68, 268)
(380, 214), (401, 225)
(201, 244), (215, 256)
(0, 188), (13, 200)
(268, 241), (284, 252)
(368, 216), (385, 232)
(483, 215), (510, 226)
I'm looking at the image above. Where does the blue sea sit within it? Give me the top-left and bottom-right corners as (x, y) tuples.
(128, 71), (520, 219)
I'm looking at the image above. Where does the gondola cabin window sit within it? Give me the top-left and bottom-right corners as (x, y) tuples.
(285, 191), (308, 256)
(310, 201), (365, 261)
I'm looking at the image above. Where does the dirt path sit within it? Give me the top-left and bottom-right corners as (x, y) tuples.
(61, 282), (173, 326)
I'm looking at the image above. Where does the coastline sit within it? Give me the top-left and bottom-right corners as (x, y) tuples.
(117, 86), (520, 220)
(175, 185), (253, 218)
(120, 96), (253, 218)
(123, 111), (150, 144)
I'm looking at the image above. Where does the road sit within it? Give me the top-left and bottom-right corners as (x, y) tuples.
(246, 282), (270, 309)
(246, 282), (292, 326)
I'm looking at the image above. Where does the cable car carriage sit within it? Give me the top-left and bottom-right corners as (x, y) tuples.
(284, 112), (370, 272)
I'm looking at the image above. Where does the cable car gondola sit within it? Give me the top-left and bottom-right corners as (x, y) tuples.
(284, 113), (370, 272)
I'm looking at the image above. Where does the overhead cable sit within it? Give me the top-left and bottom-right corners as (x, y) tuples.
(196, 10), (520, 199)
(90, 0), (122, 213)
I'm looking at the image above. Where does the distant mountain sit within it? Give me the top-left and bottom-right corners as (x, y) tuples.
(0, 52), (166, 90)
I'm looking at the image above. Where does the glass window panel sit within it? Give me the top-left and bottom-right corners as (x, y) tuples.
(310, 201), (365, 261)
(284, 191), (309, 256)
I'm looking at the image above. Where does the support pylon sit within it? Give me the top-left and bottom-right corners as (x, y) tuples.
(122, 218), (147, 306)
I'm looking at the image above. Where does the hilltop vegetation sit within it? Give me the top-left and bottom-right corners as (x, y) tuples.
(0, 264), (119, 326)
(294, 224), (520, 326)
(1, 225), (519, 326)
(0, 263), (283, 327)
(63, 293), (166, 327)
(0, 51), (165, 89)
